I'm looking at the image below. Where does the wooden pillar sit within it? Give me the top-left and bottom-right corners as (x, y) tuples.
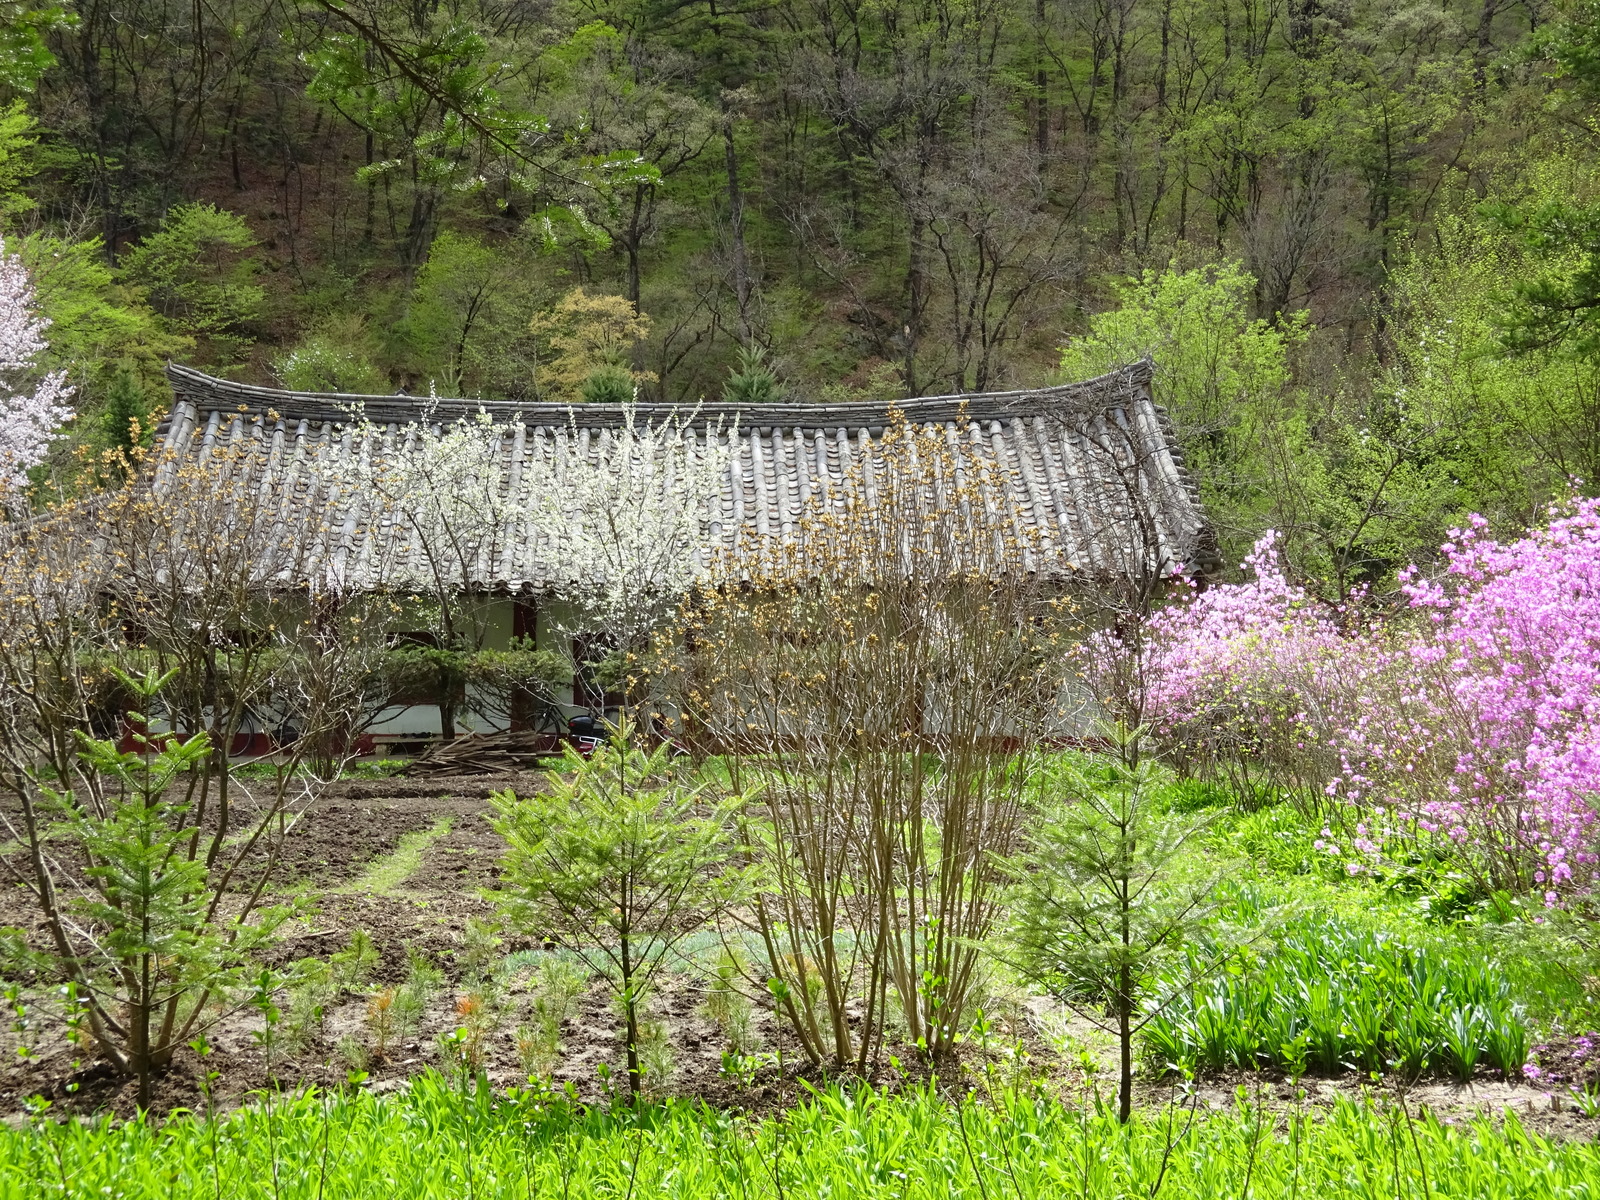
(510, 595), (538, 730)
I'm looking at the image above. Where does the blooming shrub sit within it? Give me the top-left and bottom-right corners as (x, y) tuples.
(1139, 532), (1366, 810)
(0, 236), (72, 489)
(1373, 499), (1600, 896)
(1143, 500), (1600, 897)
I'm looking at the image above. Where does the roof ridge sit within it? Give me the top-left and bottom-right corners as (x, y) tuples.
(163, 361), (1155, 431)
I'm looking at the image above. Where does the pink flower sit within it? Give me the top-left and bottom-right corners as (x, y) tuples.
(1139, 498), (1600, 898)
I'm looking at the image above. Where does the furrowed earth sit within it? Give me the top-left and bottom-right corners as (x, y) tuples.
(2, 773), (1597, 1139)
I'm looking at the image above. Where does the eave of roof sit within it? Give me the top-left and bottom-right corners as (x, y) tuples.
(162, 360), (1162, 434)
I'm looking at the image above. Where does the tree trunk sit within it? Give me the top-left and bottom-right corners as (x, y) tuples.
(722, 113), (754, 346)
(621, 931), (641, 1100)
(439, 661), (456, 742)
(626, 186), (646, 309)
(1118, 960), (1133, 1123)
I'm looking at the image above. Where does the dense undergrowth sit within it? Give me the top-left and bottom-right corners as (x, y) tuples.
(1123, 766), (1594, 1089)
(4, 1074), (1598, 1200)
(1147, 903), (1528, 1080)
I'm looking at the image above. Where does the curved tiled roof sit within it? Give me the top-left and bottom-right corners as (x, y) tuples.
(157, 361), (1208, 590)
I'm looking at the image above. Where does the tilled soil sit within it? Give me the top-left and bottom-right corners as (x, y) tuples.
(2, 775), (1597, 1138)
(0, 774), (810, 1119)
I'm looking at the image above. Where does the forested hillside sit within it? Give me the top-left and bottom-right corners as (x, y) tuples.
(4, 0), (1600, 586)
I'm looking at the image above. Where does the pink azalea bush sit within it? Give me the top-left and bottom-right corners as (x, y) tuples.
(1143, 499), (1600, 898)
(1138, 532), (1369, 807)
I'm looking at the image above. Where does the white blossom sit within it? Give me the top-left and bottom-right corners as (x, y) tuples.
(538, 406), (730, 648)
(0, 238), (72, 490)
(339, 395), (728, 654)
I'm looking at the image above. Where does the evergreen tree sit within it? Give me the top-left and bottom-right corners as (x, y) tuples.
(720, 344), (779, 404)
(98, 365), (150, 453)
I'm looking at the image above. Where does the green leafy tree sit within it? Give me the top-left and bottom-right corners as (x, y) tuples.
(119, 204), (264, 365)
(1057, 258), (1525, 593)
(1383, 184), (1600, 535)
(0, 0), (72, 92)
(1060, 261), (1307, 473)
(0, 100), (39, 227)
(1546, 0), (1600, 100)
(1059, 262), (1308, 564)
(548, 23), (712, 307)
(1484, 4), (1600, 369)
(402, 231), (549, 397)
(17, 233), (183, 400)
(491, 730), (748, 1099)
(1490, 202), (1600, 359)
(1008, 729), (1227, 1124)
(274, 314), (390, 395)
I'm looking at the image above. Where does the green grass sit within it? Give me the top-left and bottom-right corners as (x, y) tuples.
(340, 759), (413, 780)
(5, 1074), (1598, 1199)
(330, 817), (453, 895)
(1146, 899), (1528, 1080)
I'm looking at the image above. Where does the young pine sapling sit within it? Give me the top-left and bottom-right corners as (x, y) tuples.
(45, 671), (291, 1107)
(491, 728), (749, 1099)
(515, 957), (589, 1077)
(1009, 728), (1229, 1123)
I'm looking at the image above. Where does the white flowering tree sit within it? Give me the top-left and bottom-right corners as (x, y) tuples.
(365, 401), (513, 645)
(0, 237), (71, 494)
(342, 399), (519, 736)
(536, 407), (730, 709)
(341, 398), (727, 731)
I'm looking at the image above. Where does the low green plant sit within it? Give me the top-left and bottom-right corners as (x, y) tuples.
(281, 960), (335, 1053)
(1211, 803), (1350, 880)
(635, 1015), (674, 1096)
(340, 759), (411, 780)
(1144, 906), (1530, 1081)
(365, 988), (400, 1062)
(1571, 1082), (1600, 1118)
(457, 916), (503, 985)
(336, 1035), (370, 1073)
(1008, 731), (1229, 1123)
(515, 957), (589, 1076)
(436, 990), (498, 1079)
(6, 1074), (1600, 1198)
(331, 931), (379, 992)
(389, 948), (442, 1037)
(701, 950), (758, 1055)
(491, 729), (750, 1099)
(513, 1023), (550, 1077)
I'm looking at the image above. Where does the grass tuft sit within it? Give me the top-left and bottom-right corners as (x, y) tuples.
(331, 817), (453, 895)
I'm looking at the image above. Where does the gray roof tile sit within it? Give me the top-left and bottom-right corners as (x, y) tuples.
(157, 361), (1207, 589)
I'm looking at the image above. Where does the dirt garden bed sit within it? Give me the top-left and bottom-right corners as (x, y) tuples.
(2, 773), (1597, 1139)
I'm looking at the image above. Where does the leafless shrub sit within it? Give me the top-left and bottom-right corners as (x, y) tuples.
(666, 412), (1077, 1067)
(0, 440), (391, 1104)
